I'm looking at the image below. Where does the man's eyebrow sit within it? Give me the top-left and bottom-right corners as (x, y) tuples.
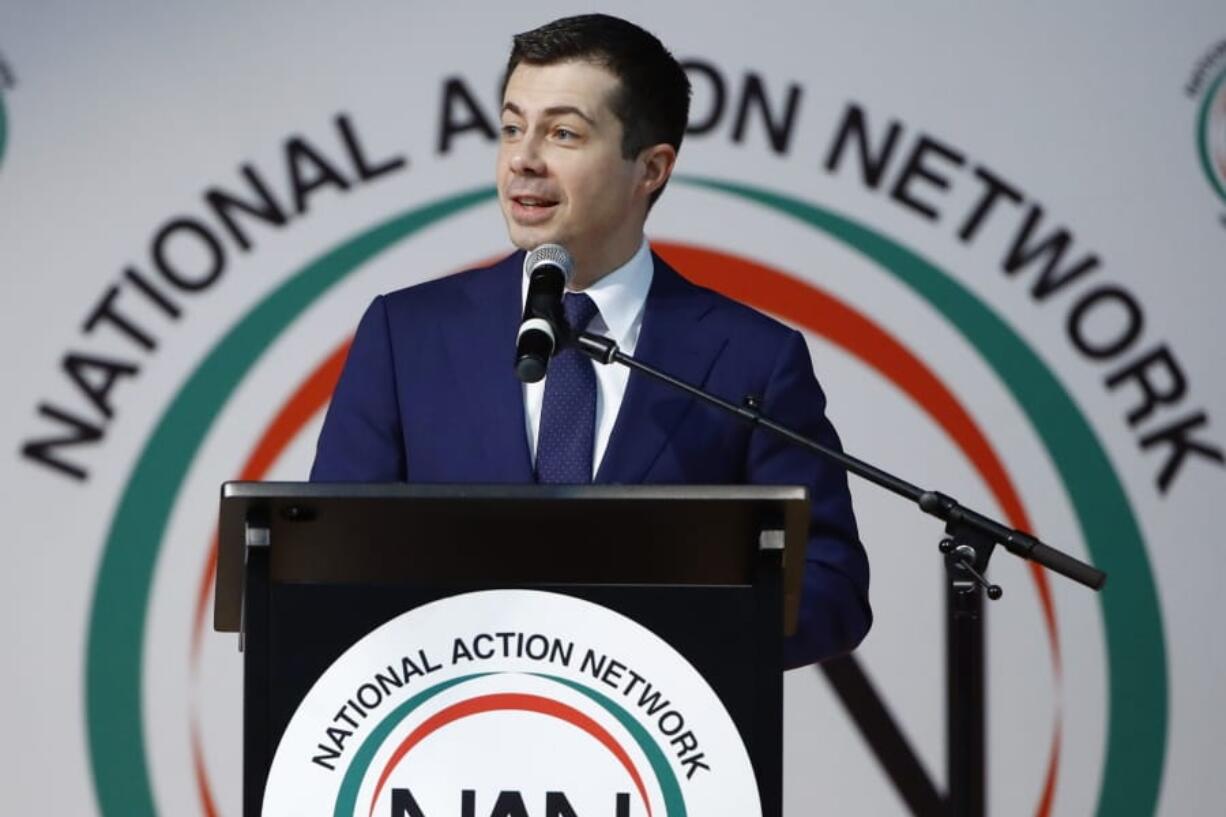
(501, 102), (596, 126)
(542, 105), (596, 125)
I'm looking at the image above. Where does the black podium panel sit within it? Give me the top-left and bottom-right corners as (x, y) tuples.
(249, 582), (780, 817)
(222, 484), (804, 817)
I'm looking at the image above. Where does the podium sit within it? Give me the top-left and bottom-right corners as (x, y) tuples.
(215, 482), (808, 817)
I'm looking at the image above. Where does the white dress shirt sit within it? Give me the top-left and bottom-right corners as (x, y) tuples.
(522, 237), (654, 477)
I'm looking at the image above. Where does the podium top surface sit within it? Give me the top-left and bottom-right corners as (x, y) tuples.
(215, 482), (809, 632)
(222, 481), (807, 502)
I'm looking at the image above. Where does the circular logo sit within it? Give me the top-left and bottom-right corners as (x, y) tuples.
(263, 590), (760, 817)
(1197, 66), (1226, 205)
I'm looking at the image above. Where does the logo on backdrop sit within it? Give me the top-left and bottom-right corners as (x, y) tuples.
(34, 59), (1212, 817)
(1186, 39), (1226, 216)
(263, 590), (758, 817)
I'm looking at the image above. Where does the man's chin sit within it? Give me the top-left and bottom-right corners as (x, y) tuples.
(505, 223), (564, 253)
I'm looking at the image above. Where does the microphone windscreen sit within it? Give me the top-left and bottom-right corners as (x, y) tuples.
(523, 243), (574, 282)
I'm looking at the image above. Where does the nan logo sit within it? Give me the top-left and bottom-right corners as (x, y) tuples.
(389, 788), (630, 817)
(263, 590), (760, 817)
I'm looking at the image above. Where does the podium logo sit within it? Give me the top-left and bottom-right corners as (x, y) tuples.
(261, 590), (760, 817)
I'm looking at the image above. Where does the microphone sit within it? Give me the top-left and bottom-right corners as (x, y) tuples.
(515, 244), (575, 383)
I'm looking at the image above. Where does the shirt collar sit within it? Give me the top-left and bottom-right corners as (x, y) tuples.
(570, 237), (653, 348)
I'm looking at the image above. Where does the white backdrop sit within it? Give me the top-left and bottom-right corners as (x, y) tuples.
(2, 2), (1224, 815)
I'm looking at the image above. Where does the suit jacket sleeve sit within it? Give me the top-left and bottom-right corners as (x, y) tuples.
(310, 295), (407, 482)
(750, 329), (872, 668)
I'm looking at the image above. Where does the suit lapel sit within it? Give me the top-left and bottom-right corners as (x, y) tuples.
(445, 253), (535, 482)
(595, 255), (728, 484)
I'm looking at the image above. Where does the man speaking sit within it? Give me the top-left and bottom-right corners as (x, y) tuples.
(310, 13), (871, 668)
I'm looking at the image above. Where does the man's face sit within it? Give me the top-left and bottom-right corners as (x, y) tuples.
(497, 60), (654, 282)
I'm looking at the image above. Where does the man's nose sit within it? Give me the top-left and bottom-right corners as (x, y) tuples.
(510, 135), (546, 175)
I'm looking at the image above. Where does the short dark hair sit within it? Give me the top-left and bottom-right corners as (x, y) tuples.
(505, 14), (692, 204)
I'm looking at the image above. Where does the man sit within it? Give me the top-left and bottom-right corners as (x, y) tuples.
(311, 14), (870, 668)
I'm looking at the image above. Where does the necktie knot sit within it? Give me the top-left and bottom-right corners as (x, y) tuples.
(563, 292), (600, 334)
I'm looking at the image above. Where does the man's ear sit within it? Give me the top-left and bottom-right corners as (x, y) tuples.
(639, 143), (678, 198)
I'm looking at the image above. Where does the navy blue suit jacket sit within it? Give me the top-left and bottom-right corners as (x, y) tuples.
(310, 251), (871, 667)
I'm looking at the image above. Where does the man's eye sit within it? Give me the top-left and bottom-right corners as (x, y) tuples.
(554, 128), (578, 141)
(500, 124), (521, 138)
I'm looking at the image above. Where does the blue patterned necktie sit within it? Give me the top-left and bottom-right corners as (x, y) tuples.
(535, 292), (600, 483)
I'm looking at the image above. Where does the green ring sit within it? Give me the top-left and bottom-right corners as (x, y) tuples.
(85, 178), (1165, 817)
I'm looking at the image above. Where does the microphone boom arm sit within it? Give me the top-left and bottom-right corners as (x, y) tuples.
(573, 330), (1106, 590)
